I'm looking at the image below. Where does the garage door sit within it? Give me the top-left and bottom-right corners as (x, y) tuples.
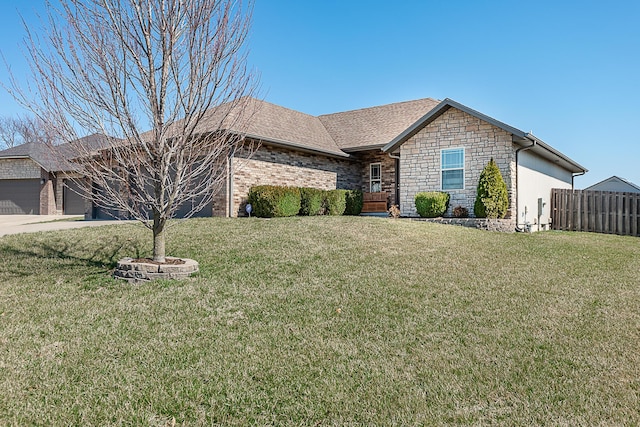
(175, 194), (213, 218)
(63, 180), (86, 215)
(0, 179), (40, 214)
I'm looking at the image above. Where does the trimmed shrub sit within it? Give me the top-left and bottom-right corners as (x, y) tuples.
(344, 189), (363, 215)
(325, 189), (347, 215)
(247, 185), (301, 218)
(299, 187), (325, 216)
(474, 158), (509, 219)
(453, 205), (469, 218)
(414, 191), (450, 218)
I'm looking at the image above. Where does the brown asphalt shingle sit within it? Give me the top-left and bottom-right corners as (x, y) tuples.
(195, 97), (442, 156)
(213, 97), (346, 157)
(319, 98), (440, 151)
(2, 98), (444, 168)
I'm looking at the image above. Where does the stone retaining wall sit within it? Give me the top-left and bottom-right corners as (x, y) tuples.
(409, 217), (516, 232)
(114, 257), (199, 282)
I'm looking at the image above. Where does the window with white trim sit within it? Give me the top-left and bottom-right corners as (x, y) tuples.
(370, 163), (381, 192)
(441, 148), (464, 190)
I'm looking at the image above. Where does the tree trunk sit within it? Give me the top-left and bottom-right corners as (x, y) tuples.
(152, 213), (166, 263)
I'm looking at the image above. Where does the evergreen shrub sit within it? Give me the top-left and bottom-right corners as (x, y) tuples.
(344, 189), (363, 215)
(299, 187), (325, 216)
(325, 189), (347, 215)
(414, 191), (450, 218)
(473, 158), (509, 218)
(247, 185), (301, 217)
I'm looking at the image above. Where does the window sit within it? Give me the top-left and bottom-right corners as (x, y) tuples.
(370, 163), (381, 192)
(441, 148), (464, 190)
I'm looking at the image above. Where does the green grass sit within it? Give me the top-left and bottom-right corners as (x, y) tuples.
(0, 216), (638, 425)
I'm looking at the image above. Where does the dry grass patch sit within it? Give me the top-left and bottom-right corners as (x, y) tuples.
(0, 217), (638, 425)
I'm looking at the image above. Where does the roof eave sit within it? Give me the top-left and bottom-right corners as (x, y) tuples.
(382, 98), (587, 174)
(243, 133), (351, 159)
(0, 154), (52, 172)
(382, 98), (528, 153)
(522, 134), (587, 174)
(340, 144), (385, 153)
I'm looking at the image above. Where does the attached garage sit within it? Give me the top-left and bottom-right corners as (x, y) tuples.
(0, 179), (41, 214)
(63, 179), (86, 215)
(174, 195), (213, 218)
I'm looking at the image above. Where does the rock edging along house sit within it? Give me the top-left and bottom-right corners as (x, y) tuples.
(0, 97), (587, 230)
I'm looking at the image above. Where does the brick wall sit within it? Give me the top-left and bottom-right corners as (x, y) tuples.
(40, 172), (57, 215)
(230, 144), (361, 216)
(399, 107), (516, 217)
(211, 159), (229, 217)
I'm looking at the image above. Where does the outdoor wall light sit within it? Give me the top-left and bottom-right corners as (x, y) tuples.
(40, 178), (46, 185)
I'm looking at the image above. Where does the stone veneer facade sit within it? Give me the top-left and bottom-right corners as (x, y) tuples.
(229, 143), (361, 216)
(399, 107), (517, 218)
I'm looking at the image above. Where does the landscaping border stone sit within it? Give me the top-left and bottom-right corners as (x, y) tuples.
(113, 257), (199, 282)
(408, 217), (516, 232)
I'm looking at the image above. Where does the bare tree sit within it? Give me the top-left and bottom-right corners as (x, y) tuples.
(11, 0), (257, 262)
(0, 114), (57, 149)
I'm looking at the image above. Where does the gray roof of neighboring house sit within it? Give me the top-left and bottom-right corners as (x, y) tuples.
(0, 141), (66, 171)
(0, 133), (113, 172)
(584, 176), (640, 192)
(318, 98), (441, 152)
(382, 98), (587, 174)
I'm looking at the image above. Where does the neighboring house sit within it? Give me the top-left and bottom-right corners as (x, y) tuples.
(584, 176), (640, 193)
(0, 97), (587, 232)
(0, 134), (108, 215)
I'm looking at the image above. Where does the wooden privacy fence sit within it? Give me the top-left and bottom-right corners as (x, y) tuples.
(551, 189), (640, 237)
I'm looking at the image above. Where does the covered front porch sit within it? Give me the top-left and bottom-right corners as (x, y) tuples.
(352, 149), (398, 214)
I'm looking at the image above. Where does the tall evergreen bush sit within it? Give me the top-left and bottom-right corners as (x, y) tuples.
(473, 158), (509, 218)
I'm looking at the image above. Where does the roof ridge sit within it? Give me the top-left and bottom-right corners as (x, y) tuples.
(318, 97), (440, 118)
(245, 97), (322, 120)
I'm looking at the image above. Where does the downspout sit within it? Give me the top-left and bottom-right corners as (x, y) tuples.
(227, 148), (234, 217)
(571, 171), (586, 189)
(514, 138), (537, 232)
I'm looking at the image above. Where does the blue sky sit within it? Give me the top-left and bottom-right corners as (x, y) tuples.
(1, 1), (638, 188)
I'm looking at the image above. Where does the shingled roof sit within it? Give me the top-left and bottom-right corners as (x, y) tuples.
(196, 97), (347, 157)
(188, 97), (443, 157)
(0, 133), (113, 172)
(0, 141), (67, 171)
(319, 98), (440, 152)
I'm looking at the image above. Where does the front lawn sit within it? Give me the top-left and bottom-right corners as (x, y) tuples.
(0, 217), (638, 425)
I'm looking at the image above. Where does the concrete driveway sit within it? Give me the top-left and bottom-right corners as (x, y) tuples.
(0, 215), (132, 237)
